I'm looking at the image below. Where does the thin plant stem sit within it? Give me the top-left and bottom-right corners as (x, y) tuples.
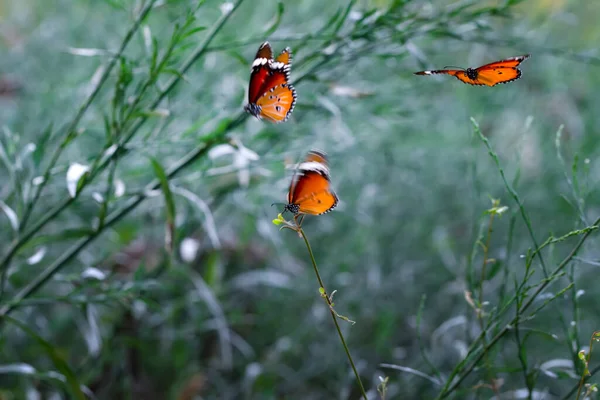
(18, 0), (158, 233)
(576, 330), (600, 400)
(564, 365), (600, 400)
(437, 216), (600, 399)
(471, 117), (549, 278)
(0, 0), (244, 286)
(297, 227), (367, 400)
(477, 209), (498, 396)
(0, 0), (158, 292)
(0, 131), (229, 317)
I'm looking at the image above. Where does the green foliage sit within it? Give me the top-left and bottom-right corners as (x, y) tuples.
(1, 0), (600, 399)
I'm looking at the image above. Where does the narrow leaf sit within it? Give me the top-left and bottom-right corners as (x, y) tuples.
(2, 316), (86, 400)
(263, 2), (285, 36)
(150, 158), (176, 253)
(0, 200), (19, 231)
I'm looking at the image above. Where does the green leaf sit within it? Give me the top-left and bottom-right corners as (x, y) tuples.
(31, 123), (53, 167)
(150, 158), (176, 253)
(181, 26), (207, 40)
(263, 2), (284, 37)
(1, 316), (86, 400)
(485, 259), (503, 281)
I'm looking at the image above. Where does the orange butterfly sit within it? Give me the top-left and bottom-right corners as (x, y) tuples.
(284, 150), (339, 216)
(244, 42), (297, 123)
(414, 54), (530, 86)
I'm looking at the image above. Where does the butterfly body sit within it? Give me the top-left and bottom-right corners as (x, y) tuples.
(245, 42), (297, 123)
(285, 150), (338, 216)
(414, 54), (530, 87)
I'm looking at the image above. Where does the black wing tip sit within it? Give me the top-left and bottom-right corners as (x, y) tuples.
(281, 84), (297, 122)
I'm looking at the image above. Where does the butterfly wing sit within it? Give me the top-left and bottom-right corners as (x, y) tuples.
(287, 150), (338, 215)
(246, 44), (297, 122)
(255, 82), (296, 123)
(469, 55), (530, 86)
(414, 69), (483, 85)
(476, 54), (530, 70)
(290, 172), (338, 215)
(248, 42), (274, 104)
(414, 55), (530, 86)
(470, 67), (522, 86)
(304, 149), (328, 164)
(414, 69), (462, 77)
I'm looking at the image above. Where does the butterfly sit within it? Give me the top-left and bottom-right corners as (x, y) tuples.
(244, 42), (297, 123)
(283, 150), (339, 216)
(414, 54), (530, 87)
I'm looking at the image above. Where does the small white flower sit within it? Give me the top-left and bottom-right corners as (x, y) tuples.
(180, 237), (201, 263)
(81, 267), (106, 281)
(92, 192), (104, 203)
(66, 163), (90, 198)
(114, 179), (125, 198)
(26, 247), (47, 265)
(220, 2), (234, 14)
(207, 140), (260, 188)
(209, 144), (235, 159)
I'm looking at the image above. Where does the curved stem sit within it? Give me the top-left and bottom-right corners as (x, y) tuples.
(18, 0), (158, 233)
(437, 216), (600, 399)
(297, 227), (368, 400)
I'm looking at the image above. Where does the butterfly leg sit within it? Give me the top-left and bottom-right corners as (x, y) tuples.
(294, 214), (305, 228)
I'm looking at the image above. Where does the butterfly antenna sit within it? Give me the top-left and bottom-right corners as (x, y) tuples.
(443, 65), (465, 70)
(271, 202), (288, 215)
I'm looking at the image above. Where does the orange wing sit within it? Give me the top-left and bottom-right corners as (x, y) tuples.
(304, 149), (328, 165)
(246, 43), (296, 122)
(414, 54), (530, 87)
(468, 67), (521, 86)
(477, 54), (530, 70)
(289, 171), (338, 215)
(255, 83), (296, 123)
(274, 47), (292, 66)
(286, 150), (338, 215)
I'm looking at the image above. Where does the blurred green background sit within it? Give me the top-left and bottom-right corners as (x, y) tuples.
(1, 0), (600, 399)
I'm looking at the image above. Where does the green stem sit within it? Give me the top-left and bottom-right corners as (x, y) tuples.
(477, 211), (498, 395)
(437, 216), (600, 399)
(0, 131), (229, 318)
(0, 0), (245, 289)
(297, 227), (367, 400)
(472, 117), (549, 278)
(576, 330), (600, 400)
(18, 0), (158, 233)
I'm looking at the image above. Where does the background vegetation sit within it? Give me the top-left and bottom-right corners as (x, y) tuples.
(1, 0), (600, 398)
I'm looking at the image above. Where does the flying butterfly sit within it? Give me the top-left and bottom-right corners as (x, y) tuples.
(283, 150), (339, 216)
(244, 42), (297, 123)
(414, 54), (530, 87)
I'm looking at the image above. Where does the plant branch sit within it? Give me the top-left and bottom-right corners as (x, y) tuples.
(437, 216), (600, 398)
(0, 123), (235, 317)
(0, 0), (244, 285)
(18, 0), (158, 233)
(297, 227), (367, 400)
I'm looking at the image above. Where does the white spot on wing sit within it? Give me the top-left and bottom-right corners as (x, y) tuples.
(251, 58), (270, 68)
(298, 161), (330, 176)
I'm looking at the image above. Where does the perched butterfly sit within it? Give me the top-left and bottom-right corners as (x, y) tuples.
(414, 54), (530, 87)
(284, 150), (339, 216)
(244, 42), (297, 123)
